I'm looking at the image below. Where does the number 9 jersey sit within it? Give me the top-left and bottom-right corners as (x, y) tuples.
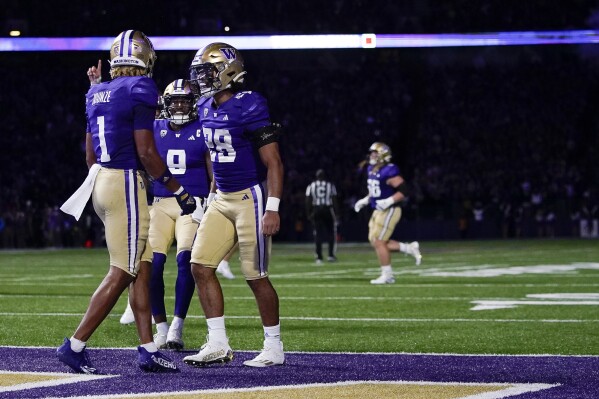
(198, 91), (271, 192)
(152, 118), (210, 198)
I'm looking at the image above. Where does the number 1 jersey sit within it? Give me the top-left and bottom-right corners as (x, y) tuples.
(85, 76), (158, 170)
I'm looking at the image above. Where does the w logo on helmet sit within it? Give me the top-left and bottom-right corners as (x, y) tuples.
(220, 48), (236, 60)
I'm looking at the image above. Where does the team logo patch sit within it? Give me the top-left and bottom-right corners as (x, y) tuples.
(0, 347), (595, 398)
(220, 48), (236, 60)
(160, 129), (167, 138)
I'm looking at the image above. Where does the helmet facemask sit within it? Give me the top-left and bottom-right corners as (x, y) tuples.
(162, 79), (197, 125)
(164, 95), (196, 125)
(368, 142), (392, 165)
(190, 63), (220, 98)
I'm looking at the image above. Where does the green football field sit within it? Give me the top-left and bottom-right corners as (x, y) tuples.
(0, 239), (598, 355)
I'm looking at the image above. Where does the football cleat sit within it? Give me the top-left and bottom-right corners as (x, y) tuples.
(166, 326), (184, 351)
(327, 256), (337, 262)
(370, 274), (395, 285)
(153, 332), (167, 349)
(57, 338), (97, 374)
(409, 241), (422, 266)
(243, 340), (285, 367)
(216, 262), (236, 280)
(119, 302), (135, 325)
(183, 339), (234, 367)
(315, 259), (323, 266)
(137, 347), (179, 372)
(119, 302), (155, 324)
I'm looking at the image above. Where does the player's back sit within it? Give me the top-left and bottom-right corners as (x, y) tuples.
(85, 76), (158, 170)
(198, 91), (270, 192)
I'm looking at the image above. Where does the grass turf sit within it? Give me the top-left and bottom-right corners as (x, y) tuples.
(0, 239), (597, 355)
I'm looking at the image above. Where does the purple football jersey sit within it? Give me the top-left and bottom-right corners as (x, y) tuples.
(367, 163), (401, 209)
(197, 91), (270, 192)
(152, 118), (210, 197)
(85, 76), (158, 169)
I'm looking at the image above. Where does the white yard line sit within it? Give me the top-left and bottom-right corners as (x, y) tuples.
(0, 312), (597, 323)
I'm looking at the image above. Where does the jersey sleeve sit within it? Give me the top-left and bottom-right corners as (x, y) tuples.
(240, 92), (271, 132)
(131, 77), (159, 131)
(383, 164), (401, 181)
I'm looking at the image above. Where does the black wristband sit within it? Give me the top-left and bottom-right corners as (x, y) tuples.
(156, 168), (173, 185)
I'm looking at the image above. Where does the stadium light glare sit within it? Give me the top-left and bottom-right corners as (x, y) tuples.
(1, 30), (599, 51)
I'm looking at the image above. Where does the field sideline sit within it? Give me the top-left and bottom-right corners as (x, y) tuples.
(1, 239), (598, 398)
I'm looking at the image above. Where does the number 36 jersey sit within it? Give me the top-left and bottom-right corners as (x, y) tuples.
(197, 91), (271, 193)
(85, 76), (158, 170)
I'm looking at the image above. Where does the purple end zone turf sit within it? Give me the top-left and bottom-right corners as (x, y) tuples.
(0, 347), (597, 398)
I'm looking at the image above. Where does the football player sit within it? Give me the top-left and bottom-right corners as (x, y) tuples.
(149, 79), (212, 350)
(354, 142), (422, 284)
(183, 42), (285, 368)
(57, 30), (195, 374)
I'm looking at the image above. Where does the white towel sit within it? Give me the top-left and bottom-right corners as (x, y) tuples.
(60, 164), (102, 221)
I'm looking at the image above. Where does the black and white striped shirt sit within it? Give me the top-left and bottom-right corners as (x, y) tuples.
(306, 180), (337, 207)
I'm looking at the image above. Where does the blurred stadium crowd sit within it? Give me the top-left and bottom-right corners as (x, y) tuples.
(4, 1), (599, 36)
(1, 2), (598, 248)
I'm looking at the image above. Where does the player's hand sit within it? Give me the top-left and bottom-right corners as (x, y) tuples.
(354, 196), (369, 213)
(262, 211), (280, 236)
(176, 188), (197, 215)
(375, 197), (394, 211)
(87, 59), (102, 85)
(191, 197), (205, 223)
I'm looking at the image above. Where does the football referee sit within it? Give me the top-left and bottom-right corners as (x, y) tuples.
(305, 169), (339, 264)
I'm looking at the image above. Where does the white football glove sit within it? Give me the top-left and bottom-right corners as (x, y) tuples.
(206, 192), (217, 207)
(191, 197), (206, 223)
(354, 196), (370, 213)
(375, 196), (395, 211)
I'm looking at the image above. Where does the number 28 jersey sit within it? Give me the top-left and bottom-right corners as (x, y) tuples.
(85, 76), (158, 170)
(197, 91), (271, 193)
